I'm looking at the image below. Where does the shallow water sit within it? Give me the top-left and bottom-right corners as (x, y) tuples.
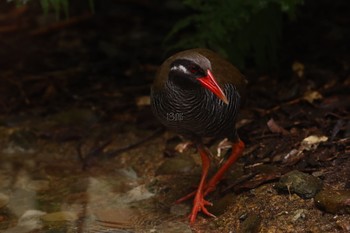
(0, 120), (196, 233)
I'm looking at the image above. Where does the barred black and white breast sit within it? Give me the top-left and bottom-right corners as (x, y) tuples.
(151, 48), (247, 142)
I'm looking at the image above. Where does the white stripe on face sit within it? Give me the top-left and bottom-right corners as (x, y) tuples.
(170, 64), (190, 74)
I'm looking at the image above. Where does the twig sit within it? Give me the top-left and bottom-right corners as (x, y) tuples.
(78, 127), (165, 170)
(105, 127), (165, 158)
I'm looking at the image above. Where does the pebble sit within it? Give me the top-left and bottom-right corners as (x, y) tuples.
(19, 209), (47, 224)
(117, 184), (154, 204)
(314, 189), (350, 214)
(94, 208), (135, 228)
(275, 170), (323, 198)
(41, 211), (78, 222)
(3, 210), (46, 233)
(207, 193), (235, 216)
(239, 214), (261, 233)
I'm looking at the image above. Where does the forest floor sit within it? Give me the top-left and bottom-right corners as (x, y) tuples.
(0, 1), (349, 233)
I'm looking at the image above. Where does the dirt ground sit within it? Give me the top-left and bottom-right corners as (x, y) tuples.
(0, 1), (349, 233)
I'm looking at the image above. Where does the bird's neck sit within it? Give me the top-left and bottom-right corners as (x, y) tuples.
(163, 78), (207, 105)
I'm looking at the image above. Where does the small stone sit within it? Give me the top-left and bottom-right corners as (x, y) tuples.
(314, 189), (350, 214)
(41, 211), (78, 222)
(94, 208), (137, 228)
(0, 193), (9, 209)
(275, 170), (323, 198)
(18, 210), (46, 228)
(207, 193), (235, 216)
(19, 209), (47, 223)
(3, 210), (47, 233)
(117, 184), (154, 204)
(239, 214), (261, 233)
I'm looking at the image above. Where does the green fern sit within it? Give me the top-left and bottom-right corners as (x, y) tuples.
(165, 0), (304, 70)
(40, 0), (69, 19)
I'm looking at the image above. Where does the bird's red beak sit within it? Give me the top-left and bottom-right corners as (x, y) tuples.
(198, 69), (229, 105)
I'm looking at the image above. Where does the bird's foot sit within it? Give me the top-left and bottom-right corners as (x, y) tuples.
(189, 193), (216, 224)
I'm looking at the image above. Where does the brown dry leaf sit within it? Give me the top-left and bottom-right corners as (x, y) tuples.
(267, 118), (289, 136)
(282, 149), (304, 165)
(303, 90), (323, 103)
(136, 95), (150, 107)
(282, 135), (328, 164)
(292, 61), (305, 78)
(301, 135), (328, 151)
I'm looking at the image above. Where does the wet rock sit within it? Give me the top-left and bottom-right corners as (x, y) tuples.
(207, 193), (235, 216)
(19, 210), (46, 227)
(275, 170), (323, 198)
(41, 211), (78, 222)
(4, 210), (46, 233)
(116, 184), (154, 204)
(154, 221), (192, 233)
(314, 189), (350, 214)
(7, 188), (36, 216)
(156, 154), (196, 175)
(0, 193), (9, 208)
(94, 208), (136, 229)
(19, 209), (46, 222)
(239, 214), (261, 233)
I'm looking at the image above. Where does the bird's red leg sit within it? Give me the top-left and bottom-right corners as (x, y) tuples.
(188, 144), (215, 224)
(176, 139), (245, 202)
(175, 140), (244, 224)
(204, 139), (245, 195)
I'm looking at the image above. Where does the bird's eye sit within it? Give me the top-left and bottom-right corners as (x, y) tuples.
(189, 65), (200, 74)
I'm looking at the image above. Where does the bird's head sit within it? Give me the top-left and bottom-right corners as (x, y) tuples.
(168, 58), (229, 105)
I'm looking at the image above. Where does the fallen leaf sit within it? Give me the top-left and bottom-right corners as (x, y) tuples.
(303, 90), (323, 103)
(301, 135), (328, 151)
(267, 118), (289, 135)
(136, 95), (150, 107)
(292, 61), (305, 78)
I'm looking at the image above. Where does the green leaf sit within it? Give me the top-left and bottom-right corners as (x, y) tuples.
(165, 0), (303, 70)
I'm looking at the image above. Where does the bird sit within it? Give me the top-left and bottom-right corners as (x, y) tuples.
(150, 48), (247, 224)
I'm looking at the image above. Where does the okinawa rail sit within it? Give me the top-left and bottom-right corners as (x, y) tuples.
(151, 48), (247, 224)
